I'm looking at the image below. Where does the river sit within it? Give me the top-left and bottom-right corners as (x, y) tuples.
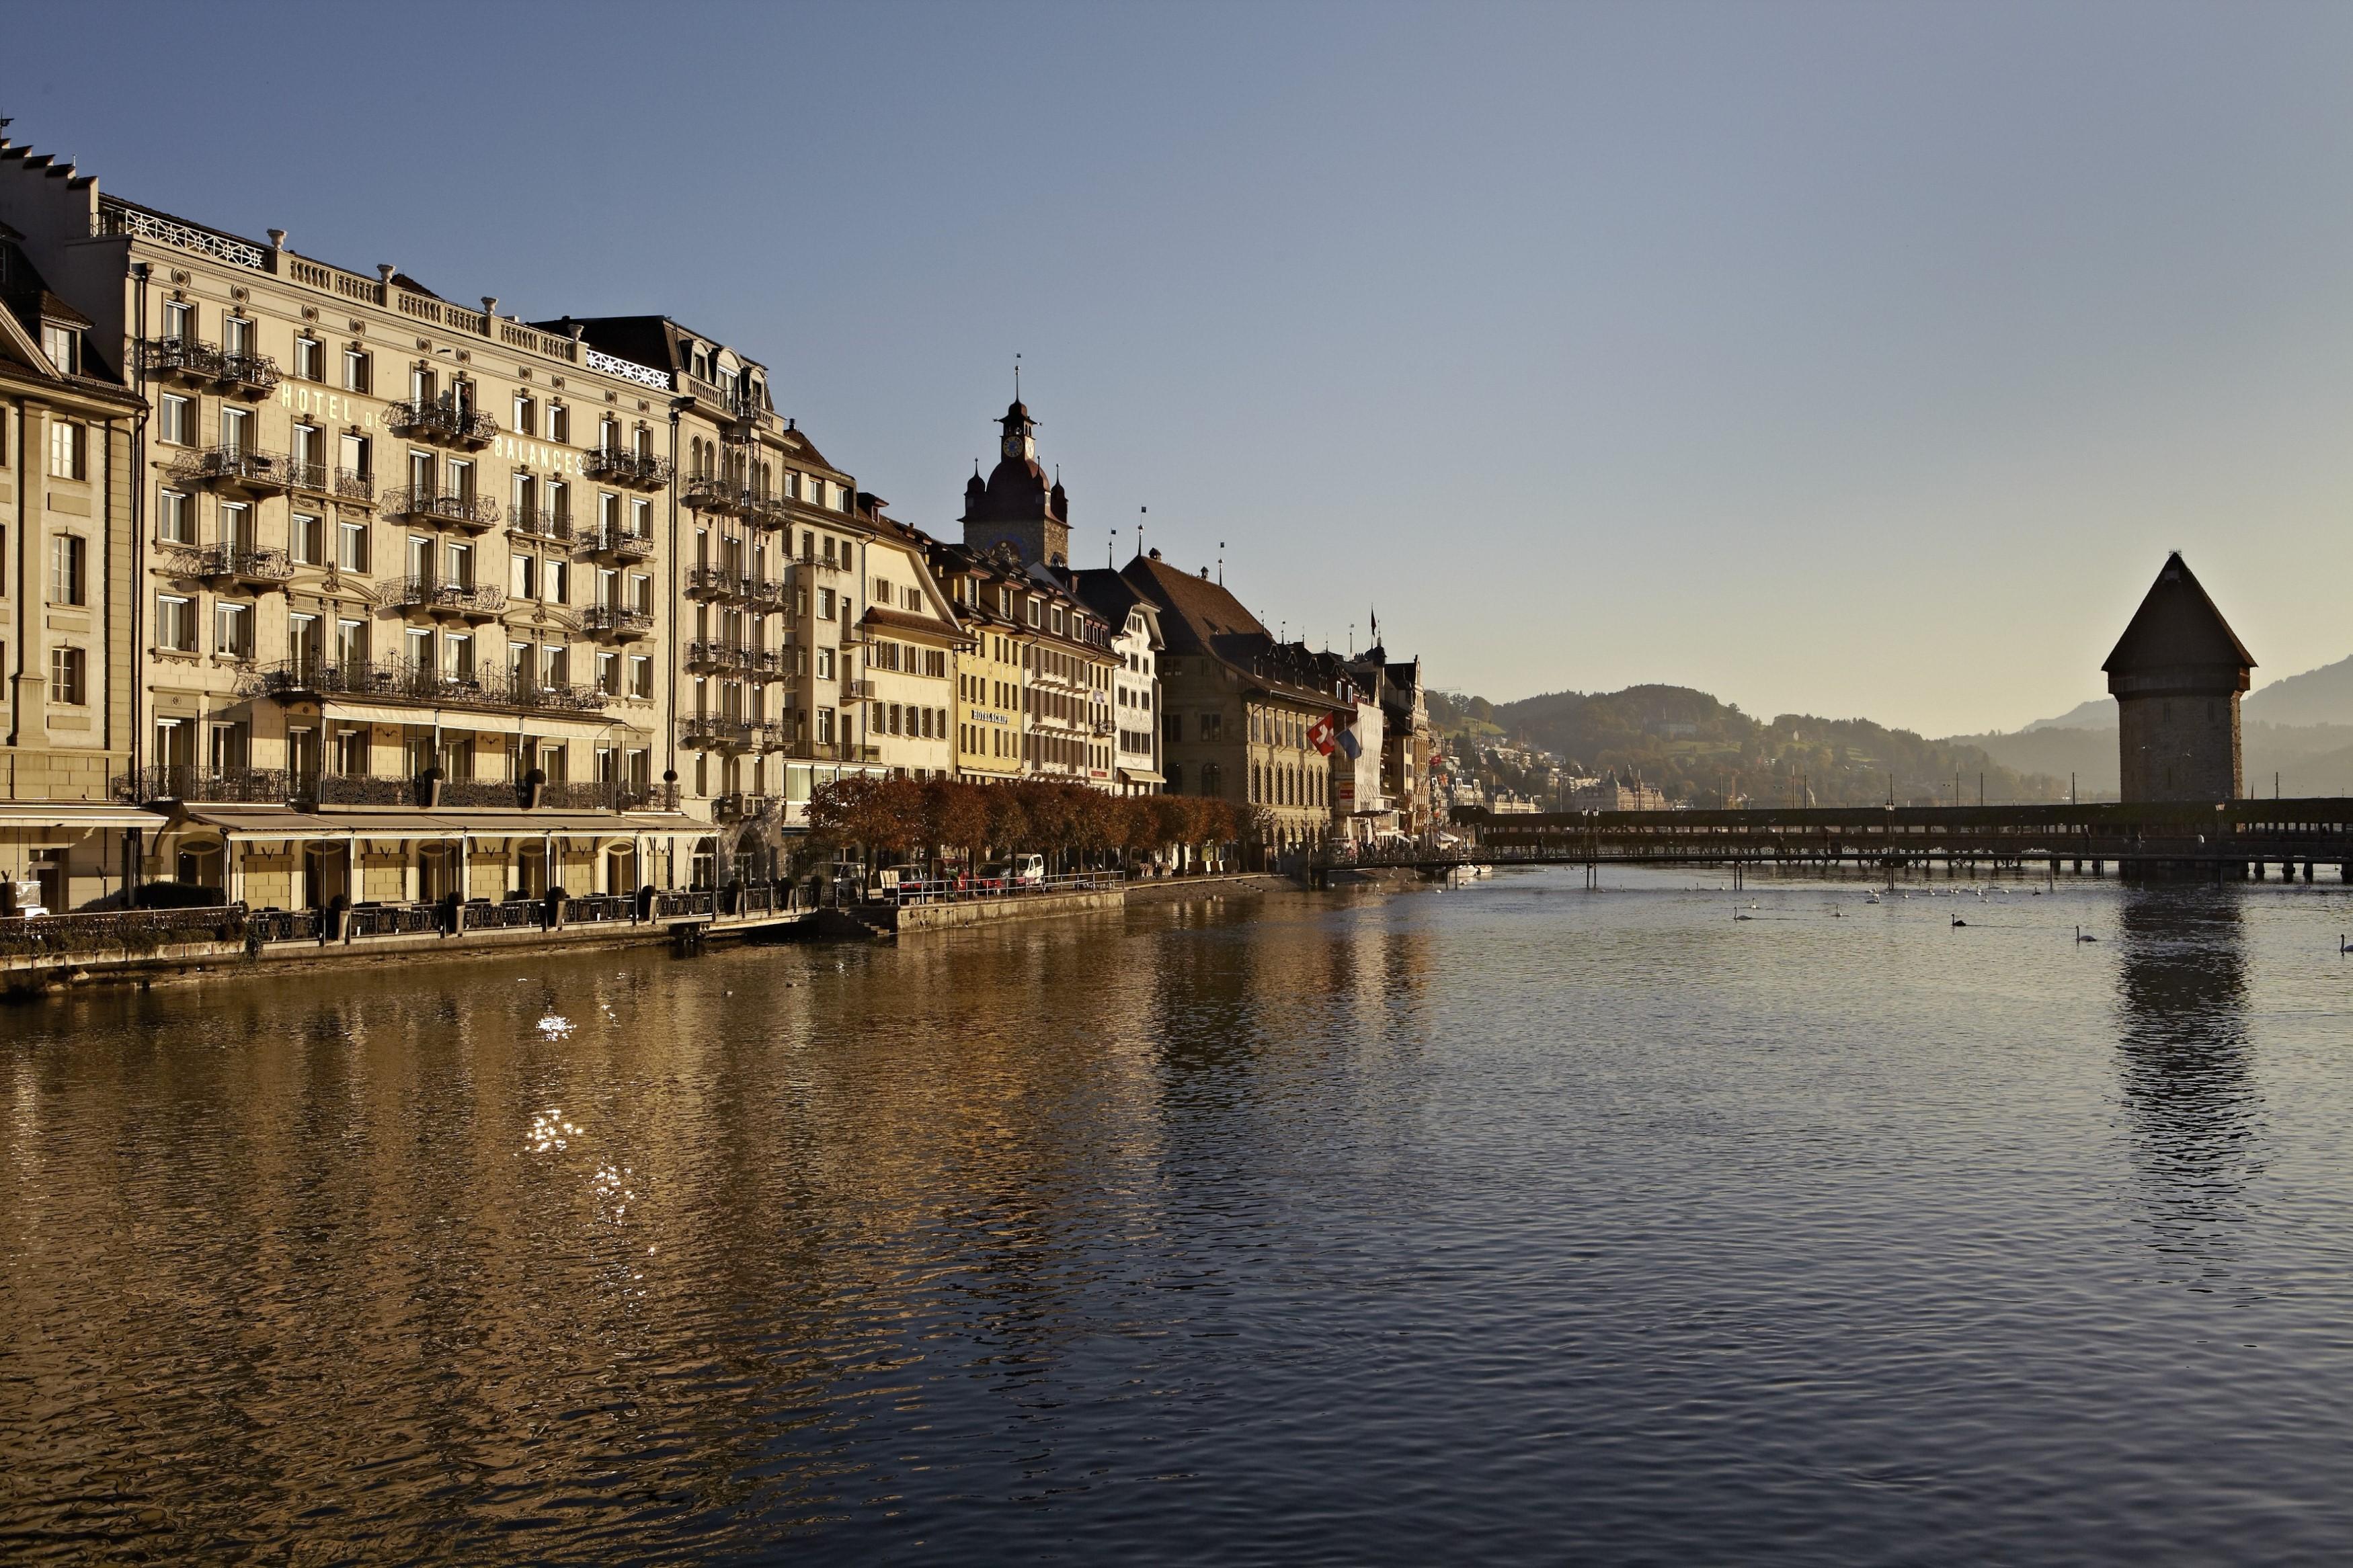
(6, 869), (2353, 1563)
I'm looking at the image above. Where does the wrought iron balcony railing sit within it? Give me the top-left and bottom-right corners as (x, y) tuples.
(742, 493), (792, 530)
(388, 577), (507, 618)
(245, 657), (612, 716)
(169, 445), (296, 492)
(582, 447), (674, 490)
(138, 338), (281, 397)
(582, 605), (654, 639)
(576, 524), (655, 562)
(383, 485), (500, 531)
(681, 474), (746, 514)
(384, 397), (499, 448)
(196, 544), (295, 586)
(685, 565), (740, 601)
(113, 764), (289, 806)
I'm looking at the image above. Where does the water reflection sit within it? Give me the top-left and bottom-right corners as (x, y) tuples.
(2112, 887), (2266, 1284)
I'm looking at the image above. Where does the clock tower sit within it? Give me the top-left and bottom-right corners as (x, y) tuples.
(961, 398), (1070, 568)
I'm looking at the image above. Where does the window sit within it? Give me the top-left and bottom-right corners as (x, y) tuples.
(48, 646), (85, 705)
(338, 517), (369, 572)
(444, 540), (473, 587)
(511, 552), (536, 600)
(627, 573), (651, 614)
(817, 707), (835, 745)
(545, 478), (568, 523)
(342, 347), (371, 393)
(819, 587), (836, 620)
(157, 594), (195, 652)
(47, 419), (85, 479)
(597, 651), (620, 695)
(159, 393), (192, 446)
(223, 316), (253, 358)
(292, 423), (323, 474)
(157, 488), (192, 544)
(548, 403), (569, 443)
(628, 654), (653, 698)
(41, 322), (79, 374)
(338, 618), (367, 667)
(221, 501), (255, 551)
(544, 557), (568, 604)
(162, 300), (192, 345)
(598, 415), (619, 449)
(49, 534), (86, 604)
(1202, 713), (1223, 741)
(340, 431), (371, 484)
(405, 626), (432, 668)
(214, 601), (253, 661)
(290, 511), (325, 565)
(817, 647), (834, 681)
(631, 497), (651, 535)
(1028, 598), (1041, 628)
(220, 405), (251, 454)
(513, 393), (536, 436)
(294, 337), (324, 382)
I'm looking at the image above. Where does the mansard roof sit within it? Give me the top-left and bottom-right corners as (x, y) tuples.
(2102, 552), (2254, 677)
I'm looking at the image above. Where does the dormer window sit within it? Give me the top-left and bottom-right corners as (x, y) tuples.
(40, 322), (79, 375)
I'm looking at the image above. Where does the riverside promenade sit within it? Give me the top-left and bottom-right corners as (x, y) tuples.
(0, 870), (1217, 995)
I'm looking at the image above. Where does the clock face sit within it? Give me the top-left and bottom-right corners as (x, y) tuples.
(1002, 434), (1023, 458)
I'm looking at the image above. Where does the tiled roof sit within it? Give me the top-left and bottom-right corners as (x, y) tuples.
(2103, 552), (2254, 675)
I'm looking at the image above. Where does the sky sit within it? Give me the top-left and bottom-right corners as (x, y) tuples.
(7, 1), (2351, 735)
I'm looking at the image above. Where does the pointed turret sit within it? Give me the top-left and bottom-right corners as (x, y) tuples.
(2104, 552), (2254, 802)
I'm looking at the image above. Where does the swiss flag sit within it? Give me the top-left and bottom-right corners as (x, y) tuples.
(1307, 714), (1337, 756)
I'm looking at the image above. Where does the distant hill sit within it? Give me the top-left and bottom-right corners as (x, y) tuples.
(2025, 698), (2113, 732)
(1476, 684), (2066, 807)
(2245, 655), (2353, 727)
(2021, 652), (2353, 733)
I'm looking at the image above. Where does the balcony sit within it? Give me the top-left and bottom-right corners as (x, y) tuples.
(575, 523), (655, 563)
(383, 486), (500, 534)
(389, 577), (508, 622)
(742, 493), (792, 531)
(713, 792), (777, 823)
(113, 764), (289, 806)
(680, 715), (744, 751)
(841, 678), (877, 700)
(743, 575), (787, 607)
(384, 397), (499, 450)
(787, 552), (849, 575)
(138, 338), (280, 398)
(686, 641), (783, 678)
(244, 658), (609, 716)
(194, 543), (295, 589)
(582, 604), (653, 642)
(508, 505), (574, 545)
(283, 464), (375, 505)
(583, 447), (673, 491)
(685, 565), (741, 602)
(681, 474), (746, 515)
(169, 445), (296, 495)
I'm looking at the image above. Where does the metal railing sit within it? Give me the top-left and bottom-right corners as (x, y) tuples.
(685, 565), (740, 600)
(681, 474), (746, 514)
(114, 765), (290, 804)
(384, 397), (499, 447)
(137, 337), (281, 395)
(383, 487), (500, 530)
(192, 544), (295, 584)
(246, 658), (608, 715)
(0, 903), (246, 956)
(388, 577), (508, 617)
(463, 899), (542, 932)
(883, 868), (1125, 906)
(169, 445), (296, 490)
(309, 774), (419, 806)
(576, 523), (655, 561)
(348, 903), (440, 938)
(582, 604), (654, 637)
(564, 894), (631, 924)
(583, 448), (673, 489)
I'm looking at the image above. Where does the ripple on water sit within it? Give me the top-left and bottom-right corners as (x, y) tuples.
(5, 872), (2353, 1563)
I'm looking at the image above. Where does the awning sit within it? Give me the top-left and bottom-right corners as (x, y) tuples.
(1118, 767), (1166, 784)
(319, 700), (619, 741)
(0, 802), (170, 831)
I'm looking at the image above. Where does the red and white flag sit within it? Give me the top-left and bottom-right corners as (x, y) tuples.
(1307, 714), (1337, 755)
